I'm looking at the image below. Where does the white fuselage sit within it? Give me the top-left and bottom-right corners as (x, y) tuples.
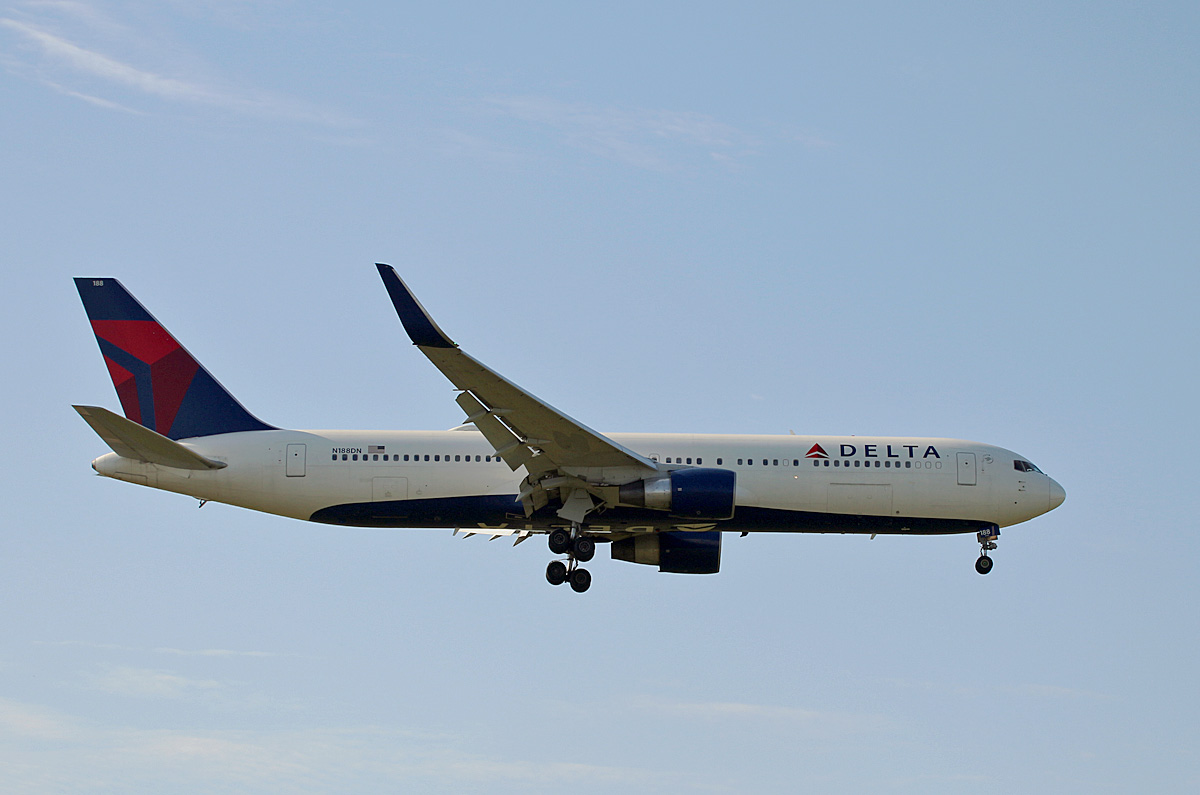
(90, 428), (1064, 536)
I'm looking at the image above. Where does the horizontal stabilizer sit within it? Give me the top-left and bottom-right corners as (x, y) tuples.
(73, 405), (227, 470)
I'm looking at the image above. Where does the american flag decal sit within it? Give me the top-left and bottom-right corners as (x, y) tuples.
(368, 445), (386, 454)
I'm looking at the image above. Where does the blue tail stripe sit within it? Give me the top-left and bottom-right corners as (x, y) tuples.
(73, 277), (156, 322)
(95, 337), (156, 432)
(168, 371), (275, 439)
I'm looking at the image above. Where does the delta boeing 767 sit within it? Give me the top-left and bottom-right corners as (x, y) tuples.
(73, 265), (1065, 593)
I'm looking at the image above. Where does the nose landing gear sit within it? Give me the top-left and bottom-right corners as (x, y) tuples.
(975, 525), (999, 575)
(545, 524), (592, 592)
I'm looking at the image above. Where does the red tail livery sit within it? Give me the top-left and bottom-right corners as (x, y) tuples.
(74, 278), (274, 439)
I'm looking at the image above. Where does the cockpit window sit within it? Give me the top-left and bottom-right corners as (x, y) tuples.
(1014, 460), (1043, 473)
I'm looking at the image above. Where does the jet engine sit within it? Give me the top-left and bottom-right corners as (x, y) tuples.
(617, 468), (736, 520)
(611, 530), (722, 574)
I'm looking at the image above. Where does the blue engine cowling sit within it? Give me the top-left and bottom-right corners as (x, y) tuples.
(611, 530), (722, 574)
(618, 467), (736, 521)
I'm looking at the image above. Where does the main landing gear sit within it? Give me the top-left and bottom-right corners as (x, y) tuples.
(545, 525), (594, 593)
(975, 525), (1000, 575)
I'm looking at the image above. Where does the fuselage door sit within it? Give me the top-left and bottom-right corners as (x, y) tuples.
(956, 452), (977, 486)
(286, 443), (306, 477)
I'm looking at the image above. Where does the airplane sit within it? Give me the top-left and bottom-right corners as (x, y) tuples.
(73, 265), (1065, 593)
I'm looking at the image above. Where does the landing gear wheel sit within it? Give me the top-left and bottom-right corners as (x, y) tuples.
(569, 568), (592, 593)
(548, 528), (571, 555)
(975, 525), (999, 576)
(546, 560), (568, 585)
(572, 536), (596, 562)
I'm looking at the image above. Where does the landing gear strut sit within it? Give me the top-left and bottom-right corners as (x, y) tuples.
(975, 525), (999, 575)
(546, 524), (592, 592)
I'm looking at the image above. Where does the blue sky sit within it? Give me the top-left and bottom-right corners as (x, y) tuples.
(2, 1), (1198, 792)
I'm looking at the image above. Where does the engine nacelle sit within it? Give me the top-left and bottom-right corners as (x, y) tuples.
(611, 530), (722, 574)
(618, 468), (736, 520)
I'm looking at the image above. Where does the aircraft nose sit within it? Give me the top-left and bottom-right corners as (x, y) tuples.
(1048, 478), (1066, 511)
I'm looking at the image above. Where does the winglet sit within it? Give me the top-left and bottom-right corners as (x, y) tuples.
(375, 264), (456, 348)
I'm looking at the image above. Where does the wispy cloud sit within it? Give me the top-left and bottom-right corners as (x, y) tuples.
(35, 640), (280, 659)
(485, 94), (758, 171)
(153, 647), (277, 659)
(0, 698), (77, 741)
(0, 697), (668, 791)
(633, 695), (890, 736)
(883, 676), (1110, 701)
(40, 77), (144, 112)
(87, 666), (224, 700)
(0, 11), (357, 126)
(2, 17), (212, 100)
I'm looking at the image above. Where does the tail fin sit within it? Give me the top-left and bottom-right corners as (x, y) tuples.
(74, 278), (275, 439)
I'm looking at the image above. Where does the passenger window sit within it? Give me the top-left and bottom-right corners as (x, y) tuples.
(773, 459), (778, 466)
(687, 458), (692, 464)
(373, 454), (379, 461)
(823, 460), (830, 467)
(762, 459), (768, 466)
(793, 460), (799, 466)
(716, 458), (722, 465)
(352, 454), (358, 461)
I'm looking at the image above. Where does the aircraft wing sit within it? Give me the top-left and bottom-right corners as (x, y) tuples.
(376, 264), (658, 519)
